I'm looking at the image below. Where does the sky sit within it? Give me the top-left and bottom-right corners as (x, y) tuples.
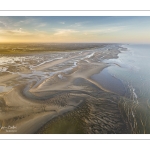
(0, 16), (150, 43)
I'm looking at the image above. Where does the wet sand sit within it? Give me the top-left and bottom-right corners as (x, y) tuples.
(0, 44), (130, 134)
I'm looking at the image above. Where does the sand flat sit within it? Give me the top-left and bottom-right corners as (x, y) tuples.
(0, 44), (130, 134)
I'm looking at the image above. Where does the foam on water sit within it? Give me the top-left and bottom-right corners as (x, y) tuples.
(102, 44), (150, 102)
(85, 52), (95, 58)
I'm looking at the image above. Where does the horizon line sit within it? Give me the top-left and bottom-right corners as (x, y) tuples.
(0, 42), (150, 44)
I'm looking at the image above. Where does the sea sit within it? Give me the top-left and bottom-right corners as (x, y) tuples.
(91, 44), (150, 133)
(92, 44), (150, 103)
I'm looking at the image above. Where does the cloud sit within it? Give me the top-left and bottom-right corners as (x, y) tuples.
(0, 28), (31, 36)
(37, 23), (47, 27)
(54, 29), (79, 36)
(71, 22), (81, 27)
(15, 18), (36, 26)
(59, 22), (65, 24)
(83, 26), (125, 35)
(70, 21), (90, 28)
(0, 21), (7, 27)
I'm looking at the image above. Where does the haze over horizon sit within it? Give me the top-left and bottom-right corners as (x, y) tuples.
(0, 16), (150, 43)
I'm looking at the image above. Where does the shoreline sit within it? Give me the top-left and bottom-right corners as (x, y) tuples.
(0, 44), (130, 134)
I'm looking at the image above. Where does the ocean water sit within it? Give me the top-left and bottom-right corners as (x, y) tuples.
(92, 44), (150, 133)
(93, 44), (150, 103)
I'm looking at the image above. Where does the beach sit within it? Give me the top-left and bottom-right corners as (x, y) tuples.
(0, 43), (130, 134)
